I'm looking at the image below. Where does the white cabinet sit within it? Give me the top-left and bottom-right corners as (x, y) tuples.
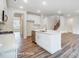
(0, 0), (4, 10)
(0, 34), (16, 52)
(0, 0), (7, 21)
(27, 14), (41, 24)
(0, 0), (7, 10)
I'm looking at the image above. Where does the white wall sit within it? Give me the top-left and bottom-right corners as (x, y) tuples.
(0, 9), (15, 31)
(0, 8), (27, 38)
(27, 14), (41, 36)
(27, 14), (41, 24)
(58, 16), (69, 33)
(40, 15), (48, 29)
(47, 16), (58, 30)
(13, 17), (20, 32)
(0, 0), (7, 21)
(0, 0), (7, 10)
(0, 0), (4, 20)
(26, 21), (34, 36)
(73, 16), (79, 34)
(40, 15), (79, 34)
(46, 16), (74, 33)
(10, 8), (27, 38)
(0, 0), (13, 31)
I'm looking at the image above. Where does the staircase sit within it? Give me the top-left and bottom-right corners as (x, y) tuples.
(53, 19), (60, 31)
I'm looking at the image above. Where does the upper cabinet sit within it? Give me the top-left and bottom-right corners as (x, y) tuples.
(0, 0), (7, 22)
(27, 14), (41, 24)
(0, 0), (7, 11)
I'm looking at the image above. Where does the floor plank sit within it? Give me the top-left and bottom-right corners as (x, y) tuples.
(17, 33), (79, 58)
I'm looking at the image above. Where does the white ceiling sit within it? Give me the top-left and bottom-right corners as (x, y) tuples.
(7, 0), (79, 16)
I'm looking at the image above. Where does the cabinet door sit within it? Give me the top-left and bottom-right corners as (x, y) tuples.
(0, 0), (4, 10)
(0, 0), (7, 10)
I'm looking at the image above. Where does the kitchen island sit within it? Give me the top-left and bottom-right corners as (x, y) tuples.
(36, 30), (61, 54)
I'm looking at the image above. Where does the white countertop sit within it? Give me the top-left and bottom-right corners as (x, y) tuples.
(32, 28), (45, 32)
(36, 30), (61, 35)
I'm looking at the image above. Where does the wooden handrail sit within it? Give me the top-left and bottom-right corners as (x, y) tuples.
(53, 20), (60, 30)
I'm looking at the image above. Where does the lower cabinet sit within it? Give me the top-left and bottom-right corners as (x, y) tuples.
(32, 31), (36, 44)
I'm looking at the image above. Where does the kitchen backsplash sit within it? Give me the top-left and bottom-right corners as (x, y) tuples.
(0, 23), (13, 32)
(0, 9), (13, 32)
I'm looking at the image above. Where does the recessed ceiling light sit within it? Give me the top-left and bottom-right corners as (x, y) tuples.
(23, 0), (28, 3)
(42, 1), (47, 5)
(20, 6), (23, 9)
(37, 10), (41, 13)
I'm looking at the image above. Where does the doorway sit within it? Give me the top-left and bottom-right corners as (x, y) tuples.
(13, 13), (24, 48)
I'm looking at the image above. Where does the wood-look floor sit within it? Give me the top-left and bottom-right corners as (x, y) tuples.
(17, 33), (79, 58)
